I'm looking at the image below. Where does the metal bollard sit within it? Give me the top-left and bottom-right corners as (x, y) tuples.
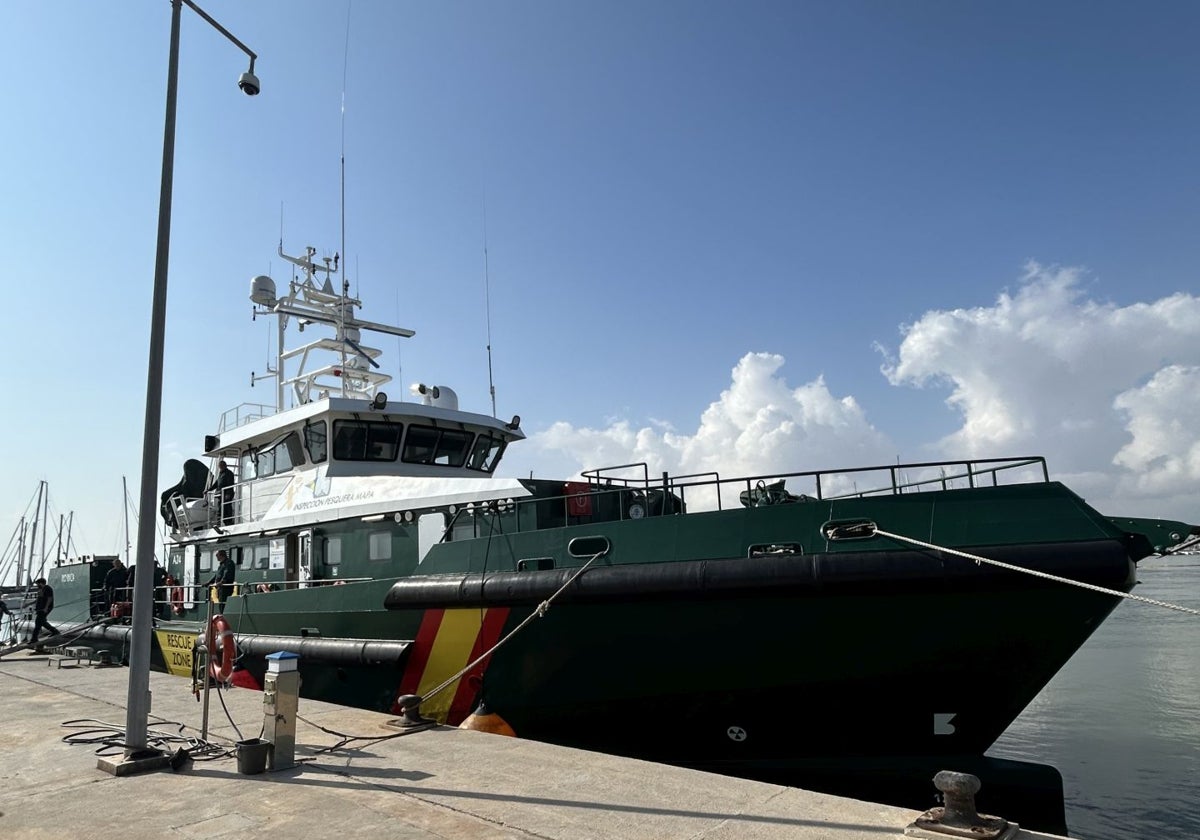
(390, 693), (435, 728)
(937, 770), (983, 826)
(905, 770), (1018, 840)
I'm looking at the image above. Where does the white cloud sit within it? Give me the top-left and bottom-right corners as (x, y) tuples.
(512, 353), (893, 493)
(881, 263), (1200, 516)
(1113, 365), (1200, 496)
(506, 265), (1200, 521)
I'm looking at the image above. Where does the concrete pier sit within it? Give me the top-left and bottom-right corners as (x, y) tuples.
(0, 651), (1066, 839)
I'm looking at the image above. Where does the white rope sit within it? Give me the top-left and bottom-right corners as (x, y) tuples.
(1164, 534), (1200, 555)
(408, 550), (607, 709)
(871, 527), (1200, 617)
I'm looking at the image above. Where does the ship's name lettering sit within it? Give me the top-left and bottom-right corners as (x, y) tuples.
(292, 490), (375, 511)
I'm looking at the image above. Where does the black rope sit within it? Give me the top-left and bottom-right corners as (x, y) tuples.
(59, 718), (232, 761)
(295, 712), (434, 754)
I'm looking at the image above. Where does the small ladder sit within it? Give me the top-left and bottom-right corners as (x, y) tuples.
(169, 495), (195, 537)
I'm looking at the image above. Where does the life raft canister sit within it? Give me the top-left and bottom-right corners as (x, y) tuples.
(564, 481), (593, 517)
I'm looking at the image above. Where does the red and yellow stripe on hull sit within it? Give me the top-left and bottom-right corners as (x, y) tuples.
(393, 607), (510, 724)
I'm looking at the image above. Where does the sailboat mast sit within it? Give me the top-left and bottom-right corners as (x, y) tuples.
(64, 512), (74, 562)
(15, 517), (25, 586)
(27, 481), (44, 584)
(123, 476), (131, 566)
(39, 485), (49, 575)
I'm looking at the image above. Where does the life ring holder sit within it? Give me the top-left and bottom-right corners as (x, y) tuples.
(206, 614), (236, 683)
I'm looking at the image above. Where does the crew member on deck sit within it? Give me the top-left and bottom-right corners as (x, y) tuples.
(209, 460), (236, 526)
(103, 559), (127, 614)
(153, 560), (169, 620)
(205, 550), (236, 614)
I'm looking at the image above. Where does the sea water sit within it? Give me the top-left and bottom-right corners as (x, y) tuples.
(989, 557), (1200, 838)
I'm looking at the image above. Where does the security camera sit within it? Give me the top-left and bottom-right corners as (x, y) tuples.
(238, 71), (261, 96)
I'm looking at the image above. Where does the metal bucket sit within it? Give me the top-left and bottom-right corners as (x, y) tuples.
(236, 738), (271, 775)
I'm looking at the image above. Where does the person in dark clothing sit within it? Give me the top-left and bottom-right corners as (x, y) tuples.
(0, 598), (12, 646)
(208, 460), (236, 526)
(204, 550), (236, 613)
(124, 561), (169, 619)
(31, 578), (59, 649)
(152, 561), (169, 619)
(103, 559), (127, 613)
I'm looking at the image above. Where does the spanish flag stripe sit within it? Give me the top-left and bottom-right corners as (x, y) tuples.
(416, 608), (491, 721)
(447, 606), (511, 724)
(396, 608), (444, 700)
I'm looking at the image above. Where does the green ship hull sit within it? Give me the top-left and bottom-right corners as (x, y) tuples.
(30, 468), (1183, 774)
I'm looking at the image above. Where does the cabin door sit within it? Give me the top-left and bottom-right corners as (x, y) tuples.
(417, 513), (443, 563)
(297, 530), (313, 589)
(283, 533), (298, 587)
(167, 548), (196, 610)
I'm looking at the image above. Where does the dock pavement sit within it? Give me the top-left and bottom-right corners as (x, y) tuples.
(0, 650), (1064, 839)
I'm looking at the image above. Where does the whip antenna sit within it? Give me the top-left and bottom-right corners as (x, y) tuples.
(340, 1), (352, 277)
(483, 193), (497, 417)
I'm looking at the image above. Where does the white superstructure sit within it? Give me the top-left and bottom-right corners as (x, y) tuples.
(161, 243), (526, 538)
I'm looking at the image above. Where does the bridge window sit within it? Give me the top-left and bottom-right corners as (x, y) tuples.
(305, 420), (327, 464)
(333, 420), (403, 462)
(468, 435), (506, 472)
(255, 431), (304, 477)
(402, 425), (472, 467)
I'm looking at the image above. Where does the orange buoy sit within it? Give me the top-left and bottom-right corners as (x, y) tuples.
(458, 700), (516, 737)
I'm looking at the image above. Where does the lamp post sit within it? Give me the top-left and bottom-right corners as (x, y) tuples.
(111, 0), (259, 771)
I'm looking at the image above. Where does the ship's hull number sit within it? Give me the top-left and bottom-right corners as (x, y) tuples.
(934, 713), (957, 735)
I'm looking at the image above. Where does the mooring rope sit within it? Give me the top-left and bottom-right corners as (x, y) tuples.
(407, 550), (606, 710)
(871, 526), (1200, 617)
(1163, 534), (1200, 555)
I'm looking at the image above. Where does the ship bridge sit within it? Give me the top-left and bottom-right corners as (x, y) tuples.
(159, 242), (526, 538)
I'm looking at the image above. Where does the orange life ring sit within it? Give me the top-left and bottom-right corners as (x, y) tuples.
(169, 584), (184, 615)
(206, 614), (236, 683)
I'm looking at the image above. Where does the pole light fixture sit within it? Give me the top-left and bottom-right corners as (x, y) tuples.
(103, 0), (260, 775)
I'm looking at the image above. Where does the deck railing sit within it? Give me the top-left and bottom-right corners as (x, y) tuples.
(566, 456), (1050, 520)
(216, 402), (277, 433)
(445, 456), (1052, 540)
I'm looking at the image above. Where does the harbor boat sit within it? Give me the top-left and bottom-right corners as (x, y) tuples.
(31, 242), (1196, 815)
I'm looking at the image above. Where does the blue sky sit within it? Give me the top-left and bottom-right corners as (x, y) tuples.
(2, 1), (1198, 571)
